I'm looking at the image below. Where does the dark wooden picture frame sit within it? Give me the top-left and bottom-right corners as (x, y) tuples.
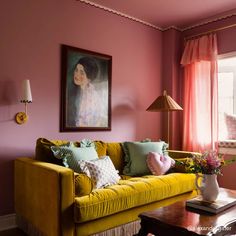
(60, 45), (112, 132)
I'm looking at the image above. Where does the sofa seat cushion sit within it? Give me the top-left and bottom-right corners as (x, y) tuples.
(74, 173), (196, 223)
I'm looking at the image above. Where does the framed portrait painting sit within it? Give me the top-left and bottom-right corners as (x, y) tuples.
(60, 45), (112, 131)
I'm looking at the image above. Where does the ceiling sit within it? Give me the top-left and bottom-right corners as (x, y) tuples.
(81, 0), (236, 30)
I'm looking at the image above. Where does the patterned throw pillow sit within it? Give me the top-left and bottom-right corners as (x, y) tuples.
(51, 143), (99, 173)
(146, 152), (175, 176)
(172, 157), (193, 173)
(225, 113), (236, 139)
(78, 156), (121, 189)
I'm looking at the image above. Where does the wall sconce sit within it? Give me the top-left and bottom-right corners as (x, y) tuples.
(15, 80), (32, 125)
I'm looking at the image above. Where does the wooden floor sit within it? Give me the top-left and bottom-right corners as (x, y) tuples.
(0, 228), (27, 236)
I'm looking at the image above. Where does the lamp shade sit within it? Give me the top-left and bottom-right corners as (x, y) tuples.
(20, 80), (32, 103)
(146, 90), (182, 112)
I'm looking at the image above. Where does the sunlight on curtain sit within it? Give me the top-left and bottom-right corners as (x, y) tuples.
(181, 34), (218, 152)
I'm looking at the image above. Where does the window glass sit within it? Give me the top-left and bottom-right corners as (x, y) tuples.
(218, 56), (236, 140)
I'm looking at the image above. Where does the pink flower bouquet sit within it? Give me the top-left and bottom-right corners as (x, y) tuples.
(176, 151), (236, 175)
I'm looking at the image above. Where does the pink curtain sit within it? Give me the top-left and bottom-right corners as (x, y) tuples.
(181, 34), (218, 152)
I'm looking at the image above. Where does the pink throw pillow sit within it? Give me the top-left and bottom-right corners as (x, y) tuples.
(225, 113), (236, 139)
(146, 152), (175, 176)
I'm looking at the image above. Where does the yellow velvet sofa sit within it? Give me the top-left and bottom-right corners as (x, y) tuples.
(14, 138), (198, 236)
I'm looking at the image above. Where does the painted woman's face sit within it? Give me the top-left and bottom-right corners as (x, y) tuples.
(73, 64), (89, 86)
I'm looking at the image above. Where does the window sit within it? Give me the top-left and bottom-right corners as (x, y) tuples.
(218, 55), (236, 140)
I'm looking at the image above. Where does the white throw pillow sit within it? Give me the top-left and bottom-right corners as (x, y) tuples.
(78, 156), (121, 189)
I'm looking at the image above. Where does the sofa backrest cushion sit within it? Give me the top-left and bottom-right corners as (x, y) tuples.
(94, 141), (107, 157)
(106, 142), (124, 174)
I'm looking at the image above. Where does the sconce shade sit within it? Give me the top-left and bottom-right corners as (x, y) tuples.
(146, 90), (182, 112)
(20, 80), (32, 103)
(15, 79), (32, 125)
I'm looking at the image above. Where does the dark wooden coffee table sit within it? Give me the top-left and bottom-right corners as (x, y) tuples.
(137, 188), (236, 236)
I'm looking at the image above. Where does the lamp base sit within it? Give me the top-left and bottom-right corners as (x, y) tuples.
(15, 112), (28, 125)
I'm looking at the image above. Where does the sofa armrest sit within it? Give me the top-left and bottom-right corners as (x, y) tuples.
(168, 150), (200, 159)
(14, 157), (75, 236)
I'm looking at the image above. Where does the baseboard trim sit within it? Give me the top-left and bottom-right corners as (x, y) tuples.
(0, 214), (17, 231)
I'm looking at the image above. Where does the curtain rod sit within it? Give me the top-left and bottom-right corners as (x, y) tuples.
(185, 23), (236, 40)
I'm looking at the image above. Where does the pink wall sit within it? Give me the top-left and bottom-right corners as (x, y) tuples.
(0, 0), (163, 215)
(218, 155), (236, 190)
(1, 1), (236, 217)
(162, 29), (182, 149)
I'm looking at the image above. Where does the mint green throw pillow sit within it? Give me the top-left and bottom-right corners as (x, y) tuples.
(122, 141), (167, 176)
(51, 143), (98, 173)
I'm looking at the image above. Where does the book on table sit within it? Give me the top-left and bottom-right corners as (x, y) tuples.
(186, 195), (236, 214)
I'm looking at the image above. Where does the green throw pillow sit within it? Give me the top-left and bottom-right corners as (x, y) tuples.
(122, 141), (167, 176)
(35, 138), (76, 165)
(51, 143), (99, 173)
